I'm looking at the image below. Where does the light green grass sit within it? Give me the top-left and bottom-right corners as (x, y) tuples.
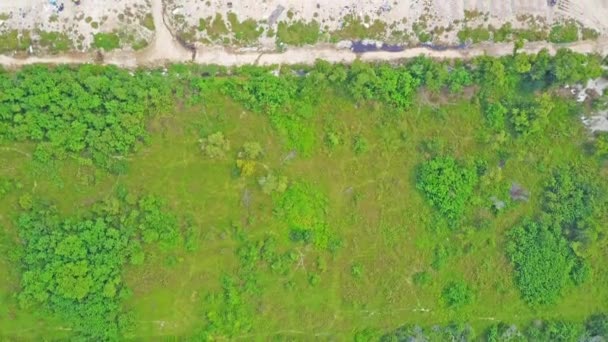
(0, 83), (606, 340)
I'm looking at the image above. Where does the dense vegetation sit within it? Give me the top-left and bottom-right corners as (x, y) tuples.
(16, 190), (181, 339)
(0, 49), (607, 340)
(0, 65), (173, 171)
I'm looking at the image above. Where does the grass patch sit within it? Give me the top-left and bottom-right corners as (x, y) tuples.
(0, 30), (31, 54)
(457, 26), (491, 43)
(92, 32), (120, 51)
(37, 31), (72, 53)
(201, 13), (229, 40)
(0, 54), (606, 340)
(277, 20), (320, 45)
(331, 14), (386, 40)
(141, 13), (155, 31)
(227, 13), (262, 45)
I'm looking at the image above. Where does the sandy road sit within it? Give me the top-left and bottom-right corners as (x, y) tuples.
(1, 39), (607, 69)
(0, 0), (606, 69)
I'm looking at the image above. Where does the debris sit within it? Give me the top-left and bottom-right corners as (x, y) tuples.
(490, 196), (506, 211)
(268, 5), (285, 26)
(509, 183), (530, 202)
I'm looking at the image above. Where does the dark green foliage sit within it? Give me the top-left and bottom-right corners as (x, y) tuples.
(542, 165), (606, 243)
(441, 280), (474, 308)
(525, 320), (585, 342)
(506, 220), (577, 305)
(485, 320), (593, 342)
(381, 323), (473, 341)
(0, 65), (173, 170)
(223, 69), (298, 113)
(570, 259), (590, 285)
(551, 49), (603, 84)
(346, 61), (420, 109)
(416, 156), (478, 221)
(16, 191), (180, 339)
(586, 313), (608, 337)
(485, 322), (524, 342)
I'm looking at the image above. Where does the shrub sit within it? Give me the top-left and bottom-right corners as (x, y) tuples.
(586, 314), (608, 337)
(526, 320), (585, 342)
(542, 165), (605, 242)
(274, 182), (338, 250)
(416, 156), (478, 220)
(201, 132), (230, 158)
(549, 22), (579, 43)
(506, 220), (577, 305)
(441, 281), (474, 308)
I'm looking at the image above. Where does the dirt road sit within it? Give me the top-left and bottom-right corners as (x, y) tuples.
(0, 0), (607, 69)
(1, 39), (607, 69)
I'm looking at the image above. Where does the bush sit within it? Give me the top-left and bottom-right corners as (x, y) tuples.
(542, 165), (605, 242)
(549, 22), (579, 43)
(526, 320), (585, 342)
(506, 220), (577, 305)
(586, 314), (608, 337)
(416, 156), (478, 220)
(441, 281), (474, 308)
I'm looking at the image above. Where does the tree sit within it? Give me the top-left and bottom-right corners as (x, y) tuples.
(15, 190), (181, 339)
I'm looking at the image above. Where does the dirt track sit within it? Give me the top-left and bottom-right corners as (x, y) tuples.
(1, 39), (607, 69)
(0, 0), (607, 69)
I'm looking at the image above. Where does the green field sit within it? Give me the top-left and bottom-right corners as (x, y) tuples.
(0, 51), (607, 341)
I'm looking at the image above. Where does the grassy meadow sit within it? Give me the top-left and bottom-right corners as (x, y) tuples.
(0, 55), (607, 341)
